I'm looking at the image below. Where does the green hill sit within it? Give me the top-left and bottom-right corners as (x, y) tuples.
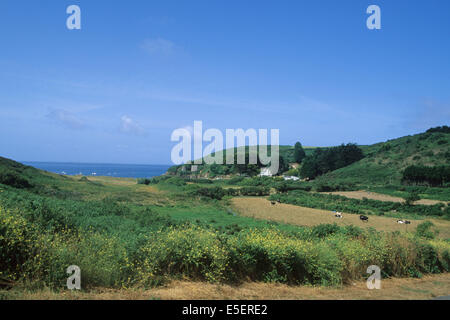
(315, 128), (450, 186)
(0, 156), (86, 198)
(168, 126), (449, 186)
(168, 145), (317, 177)
(0, 156), (54, 189)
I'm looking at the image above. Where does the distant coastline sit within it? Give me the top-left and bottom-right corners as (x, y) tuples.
(22, 161), (171, 178)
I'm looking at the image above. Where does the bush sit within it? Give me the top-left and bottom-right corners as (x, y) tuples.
(163, 177), (186, 186)
(0, 171), (32, 189)
(137, 178), (151, 185)
(227, 228), (343, 285)
(404, 192), (420, 205)
(191, 186), (226, 200)
(415, 221), (438, 240)
(239, 186), (270, 196)
(426, 126), (450, 134)
(133, 226), (228, 285)
(0, 207), (128, 288)
(226, 176), (245, 185)
(311, 224), (341, 238)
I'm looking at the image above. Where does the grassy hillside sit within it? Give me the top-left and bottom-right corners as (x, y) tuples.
(0, 156), (58, 190)
(315, 130), (450, 186)
(168, 127), (449, 184)
(168, 145), (317, 177)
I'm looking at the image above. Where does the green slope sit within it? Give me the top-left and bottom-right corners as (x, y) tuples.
(0, 156), (56, 189)
(316, 130), (450, 186)
(168, 145), (317, 177)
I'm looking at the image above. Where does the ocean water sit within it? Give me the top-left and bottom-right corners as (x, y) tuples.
(23, 162), (171, 178)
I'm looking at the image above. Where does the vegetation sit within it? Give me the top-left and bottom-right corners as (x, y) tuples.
(2, 203), (449, 288)
(402, 165), (450, 187)
(315, 129), (450, 186)
(1, 126), (449, 295)
(300, 144), (364, 179)
(404, 191), (421, 206)
(426, 125), (450, 134)
(293, 142), (306, 163)
(167, 145), (316, 178)
(270, 190), (448, 219)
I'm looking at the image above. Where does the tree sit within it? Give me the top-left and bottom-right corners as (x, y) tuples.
(293, 142), (306, 163)
(299, 144), (364, 179)
(404, 191), (420, 206)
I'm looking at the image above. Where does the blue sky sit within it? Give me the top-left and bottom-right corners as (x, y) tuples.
(0, 0), (449, 165)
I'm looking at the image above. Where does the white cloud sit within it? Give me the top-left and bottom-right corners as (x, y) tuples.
(120, 115), (145, 135)
(46, 108), (85, 129)
(141, 38), (176, 56)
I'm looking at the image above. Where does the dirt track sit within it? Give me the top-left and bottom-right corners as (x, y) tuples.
(5, 273), (449, 300)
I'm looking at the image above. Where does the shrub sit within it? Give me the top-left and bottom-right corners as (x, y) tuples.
(226, 176), (245, 185)
(227, 228), (343, 285)
(404, 192), (420, 205)
(137, 178), (151, 185)
(415, 221), (438, 240)
(190, 186), (226, 200)
(163, 177), (186, 186)
(0, 171), (32, 189)
(133, 226), (228, 285)
(239, 186), (270, 196)
(0, 207), (128, 288)
(311, 224), (341, 238)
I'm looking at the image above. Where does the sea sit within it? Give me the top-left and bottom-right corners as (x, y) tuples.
(23, 162), (171, 178)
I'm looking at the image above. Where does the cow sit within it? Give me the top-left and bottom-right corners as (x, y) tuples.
(335, 212), (343, 218)
(270, 201), (276, 206)
(360, 215), (369, 222)
(397, 220), (411, 224)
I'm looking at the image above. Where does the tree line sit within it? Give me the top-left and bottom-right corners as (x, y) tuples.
(299, 144), (364, 179)
(402, 165), (450, 187)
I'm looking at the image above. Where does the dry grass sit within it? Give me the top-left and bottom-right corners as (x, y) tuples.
(69, 175), (169, 205)
(4, 274), (449, 300)
(324, 190), (445, 206)
(231, 197), (450, 238)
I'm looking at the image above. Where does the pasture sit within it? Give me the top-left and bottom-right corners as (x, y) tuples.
(232, 197), (450, 238)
